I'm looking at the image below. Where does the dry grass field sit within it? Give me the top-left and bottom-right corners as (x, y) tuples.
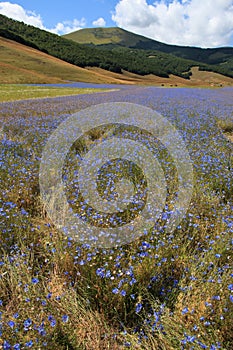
(1, 37), (233, 87)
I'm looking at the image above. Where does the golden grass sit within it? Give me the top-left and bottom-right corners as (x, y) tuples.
(1, 36), (233, 87)
(0, 37), (123, 84)
(0, 84), (108, 102)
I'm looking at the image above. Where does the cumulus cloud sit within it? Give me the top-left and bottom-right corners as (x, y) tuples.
(50, 18), (86, 35)
(112, 0), (233, 47)
(0, 2), (86, 34)
(92, 17), (106, 27)
(0, 1), (44, 28)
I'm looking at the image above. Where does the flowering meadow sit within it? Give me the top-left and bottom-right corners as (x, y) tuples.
(0, 85), (232, 349)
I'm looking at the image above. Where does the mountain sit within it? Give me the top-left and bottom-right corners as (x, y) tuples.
(0, 14), (233, 83)
(2, 35), (233, 86)
(64, 27), (233, 67)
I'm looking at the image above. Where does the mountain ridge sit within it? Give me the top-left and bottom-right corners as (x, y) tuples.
(63, 27), (233, 66)
(64, 26), (233, 49)
(0, 14), (233, 84)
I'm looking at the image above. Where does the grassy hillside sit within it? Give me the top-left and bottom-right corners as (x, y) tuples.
(1, 14), (233, 80)
(63, 27), (145, 46)
(0, 36), (136, 84)
(64, 27), (233, 67)
(1, 38), (233, 88)
(0, 37), (93, 84)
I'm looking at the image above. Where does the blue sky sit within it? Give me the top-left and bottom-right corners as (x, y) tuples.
(14, 0), (118, 28)
(0, 1), (233, 48)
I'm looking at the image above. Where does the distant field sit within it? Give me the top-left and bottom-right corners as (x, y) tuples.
(0, 84), (108, 102)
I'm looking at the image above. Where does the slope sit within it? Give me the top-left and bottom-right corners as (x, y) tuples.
(64, 27), (233, 67)
(0, 36), (134, 84)
(1, 14), (232, 80)
(1, 36), (233, 87)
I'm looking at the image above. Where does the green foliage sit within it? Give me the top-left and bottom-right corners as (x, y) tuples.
(64, 26), (233, 76)
(1, 14), (232, 79)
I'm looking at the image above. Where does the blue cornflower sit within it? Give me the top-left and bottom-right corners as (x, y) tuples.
(50, 318), (56, 327)
(112, 288), (119, 294)
(186, 335), (196, 343)
(129, 278), (137, 285)
(31, 277), (39, 284)
(197, 341), (208, 349)
(182, 307), (189, 315)
(21, 208), (28, 215)
(48, 315), (56, 327)
(124, 342), (131, 347)
(105, 270), (111, 278)
(120, 290), (126, 297)
(3, 340), (11, 349)
(8, 320), (15, 328)
(25, 340), (33, 348)
(13, 344), (20, 350)
(136, 303), (143, 313)
(193, 325), (198, 331)
(62, 315), (69, 323)
(37, 324), (46, 336)
(96, 267), (105, 278)
(24, 318), (32, 329)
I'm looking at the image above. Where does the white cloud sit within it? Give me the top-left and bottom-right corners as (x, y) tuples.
(112, 0), (233, 47)
(50, 18), (86, 34)
(92, 17), (106, 27)
(0, 2), (86, 34)
(0, 1), (44, 28)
